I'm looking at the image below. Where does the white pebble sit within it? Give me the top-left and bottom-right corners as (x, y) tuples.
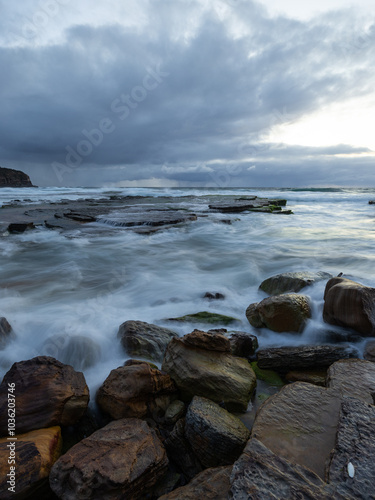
(347, 462), (355, 478)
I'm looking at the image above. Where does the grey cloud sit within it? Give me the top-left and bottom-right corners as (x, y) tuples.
(0, 0), (374, 186)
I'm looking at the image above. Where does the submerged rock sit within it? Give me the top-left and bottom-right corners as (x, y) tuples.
(168, 311), (239, 326)
(117, 320), (178, 363)
(256, 345), (357, 372)
(159, 466), (232, 500)
(42, 334), (101, 370)
(323, 277), (375, 335)
(203, 292), (225, 300)
(49, 418), (168, 500)
(185, 396), (250, 468)
(7, 222), (35, 233)
(96, 361), (177, 420)
(0, 166), (34, 187)
(0, 356), (89, 435)
(0, 316), (15, 349)
(162, 331), (256, 412)
(259, 271), (332, 295)
(246, 293), (311, 333)
(0, 426), (62, 499)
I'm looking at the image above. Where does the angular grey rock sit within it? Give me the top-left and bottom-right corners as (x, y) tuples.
(117, 320), (178, 362)
(256, 345), (357, 372)
(326, 358), (375, 405)
(260, 271), (332, 295)
(185, 396), (250, 468)
(246, 293), (311, 333)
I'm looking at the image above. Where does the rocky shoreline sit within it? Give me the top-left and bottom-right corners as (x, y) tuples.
(1, 272), (375, 499)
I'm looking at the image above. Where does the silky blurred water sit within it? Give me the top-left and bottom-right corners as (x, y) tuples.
(1, 186), (375, 396)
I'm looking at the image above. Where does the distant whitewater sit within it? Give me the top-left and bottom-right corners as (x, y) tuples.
(1, 186), (375, 396)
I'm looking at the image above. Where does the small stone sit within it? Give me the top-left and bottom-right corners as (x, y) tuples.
(165, 400), (185, 424)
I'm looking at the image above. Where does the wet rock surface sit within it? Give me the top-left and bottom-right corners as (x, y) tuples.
(49, 418), (168, 500)
(256, 345), (357, 372)
(168, 311), (240, 326)
(323, 277), (375, 335)
(117, 320), (178, 362)
(159, 465), (232, 500)
(208, 197), (289, 213)
(0, 426), (62, 500)
(326, 358), (375, 404)
(185, 396), (250, 468)
(246, 293), (311, 333)
(260, 270), (332, 295)
(364, 339), (375, 361)
(96, 361), (177, 420)
(162, 331), (256, 412)
(0, 356), (89, 435)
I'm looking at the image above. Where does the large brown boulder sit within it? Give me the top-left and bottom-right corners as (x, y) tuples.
(260, 271), (332, 295)
(117, 320), (178, 362)
(96, 361), (177, 420)
(256, 345), (357, 372)
(246, 293), (311, 333)
(49, 418), (168, 500)
(0, 356), (89, 436)
(0, 166), (34, 187)
(323, 277), (375, 335)
(159, 465), (232, 500)
(0, 426), (62, 500)
(162, 331), (256, 412)
(185, 396), (250, 468)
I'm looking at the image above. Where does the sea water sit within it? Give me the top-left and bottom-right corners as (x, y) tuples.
(1, 186), (375, 398)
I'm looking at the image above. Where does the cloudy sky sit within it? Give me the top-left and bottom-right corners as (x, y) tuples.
(0, 0), (374, 187)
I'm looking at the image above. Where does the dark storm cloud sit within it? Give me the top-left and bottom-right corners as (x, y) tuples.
(0, 0), (374, 186)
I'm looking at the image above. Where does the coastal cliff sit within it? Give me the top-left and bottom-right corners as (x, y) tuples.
(0, 167), (34, 187)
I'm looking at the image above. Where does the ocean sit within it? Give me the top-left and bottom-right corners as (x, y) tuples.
(1, 186), (375, 400)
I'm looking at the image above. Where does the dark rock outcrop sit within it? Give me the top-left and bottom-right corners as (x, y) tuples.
(159, 465), (232, 500)
(0, 167), (34, 187)
(7, 222), (35, 233)
(168, 311), (239, 326)
(117, 320), (178, 362)
(96, 361), (177, 420)
(323, 277), (375, 335)
(0, 427), (62, 500)
(0, 317), (15, 349)
(0, 356), (89, 436)
(49, 418), (168, 500)
(246, 293), (311, 333)
(185, 396), (250, 468)
(260, 271), (332, 295)
(162, 331), (256, 412)
(256, 345), (357, 372)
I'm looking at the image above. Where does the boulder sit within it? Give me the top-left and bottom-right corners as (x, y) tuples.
(364, 339), (375, 362)
(117, 320), (178, 362)
(96, 361), (177, 420)
(168, 311), (239, 326)
(326, 398), (375, 499)
(159, 466), (232, 500)
(164, 400), (186, 425)
(230, 438), (330, 499)
(260, 271), (332, 295)
(285, 369), (326, 386)
(185, 396), (250, 468)
(326, 358), (375, 404)
(42, 334), (101, 370)
(183, 329), (231, 352)
(246, 293), (311, 333)
(49, 418), (168, 500)
(162, 332), (257, 412)
(228, 331), (258, 358)
(323, 277), (375, 335)
(0, 426), (62, 500)
(0, 356), (89, 436)
(251, 382), (342, 479)
(256, 345), (357, 372)
(164, 418), (203, 480)
(0, 317), (15, 349)
(0, 166), (34, 187)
